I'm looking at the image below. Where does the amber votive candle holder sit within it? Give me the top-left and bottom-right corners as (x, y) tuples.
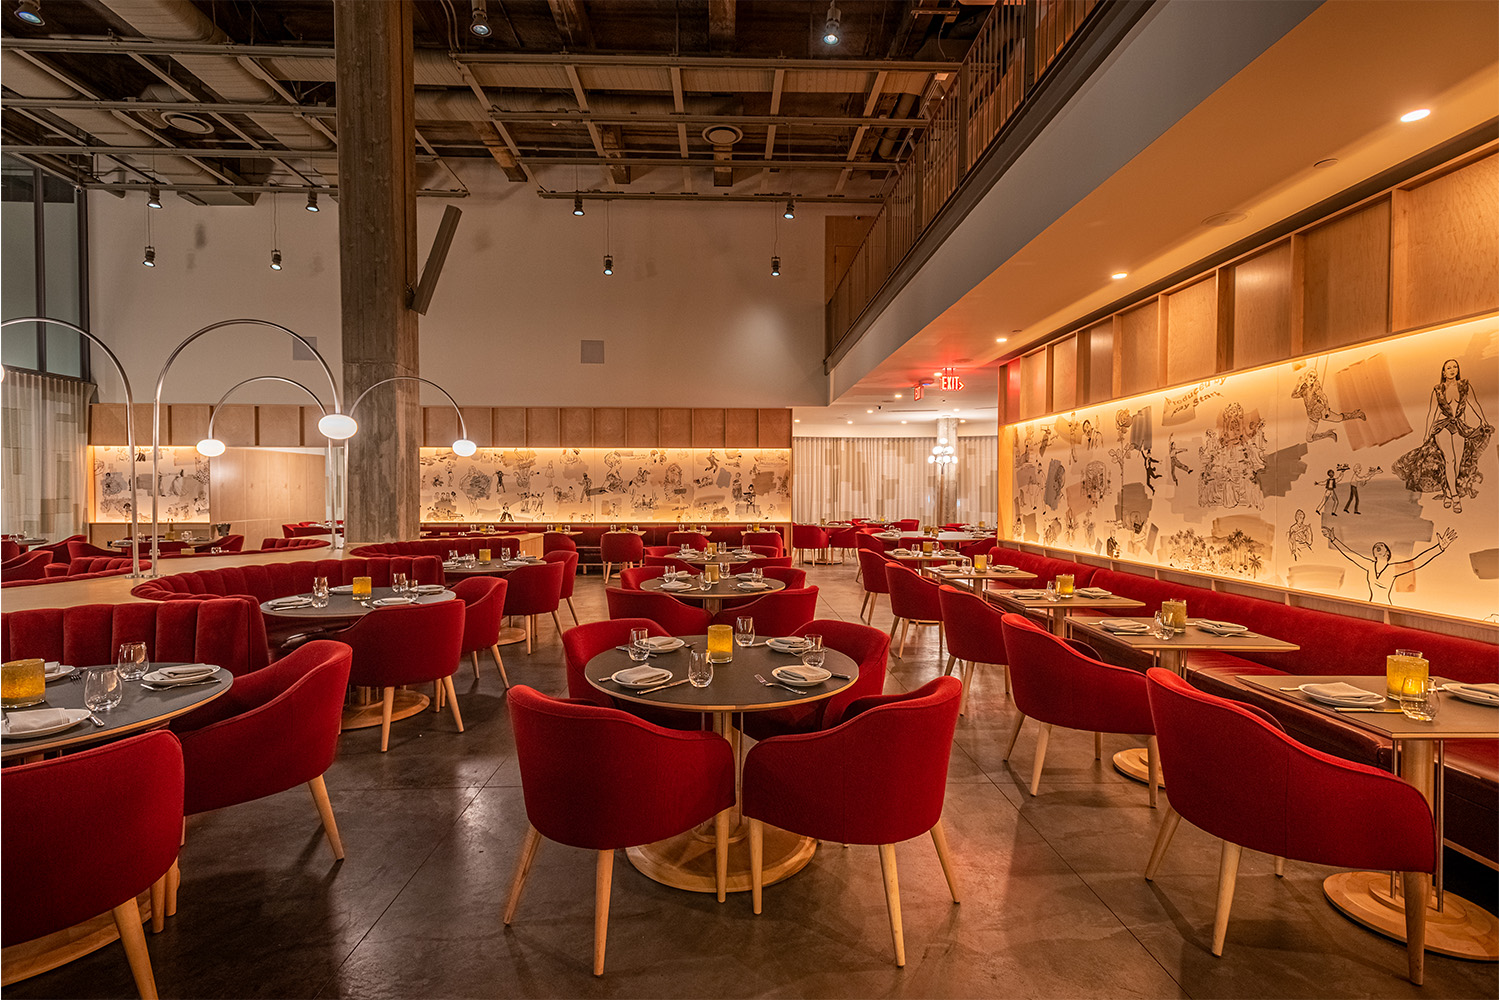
(352, 576), (373, 600)
(706, 624), (734, 663)
(974, 553), (988, 571)
(1057, 574), (1075, 597)
(1386, 649), (1427, 699)
(705, 562), (720, 583)
(1, 658), (46, 708)
(478, 548), (491, 563)
(1161, 599), (1187, 632)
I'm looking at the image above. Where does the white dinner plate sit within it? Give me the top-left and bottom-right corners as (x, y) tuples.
(659, 581), (693, 591)
(767, 637), (811, 653)
(772, 665), (832, 686)
(643, 636), (684, 651)
(736, 581), (769, 590)
(611, 667), (674, 689)
(142, 664), (221, 686)
(1298, 683), (1386, 707)
(1, 708), (93, 740)
(1192, 619), (1247, 633)
(1097, 618), (1150, 633)
(413, 584), (447, 595)
(44, 662), (76, 681)
(1443, 683), (1500, 707)
(266, 596), (314, 609)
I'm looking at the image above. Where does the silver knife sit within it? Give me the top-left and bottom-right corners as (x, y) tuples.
(639, 677), (690, 695)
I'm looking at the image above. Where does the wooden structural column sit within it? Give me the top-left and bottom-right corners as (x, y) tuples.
(334, 0), (420, 542)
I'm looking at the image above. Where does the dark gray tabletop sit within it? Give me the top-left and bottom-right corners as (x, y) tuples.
(259, 586), (456, 620)
(674, 550), (767, 563)
(2, 661), (234, 759)
(639, 576), (787, 601)
(585, 636), (855, 713)
(1241, 674), (1498, 741)
(442, 557), (542, 577)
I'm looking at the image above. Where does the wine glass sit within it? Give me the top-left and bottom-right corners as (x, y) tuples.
(628, 627), (651, 665)
(84, 665), (123, 712)
(392, 572), (409, 595)
(687, 647), (713, 688)
(116, 641), (148, 682)
(735, 616), (755, 647)
(801, 634), (825, 671)
(312, 576), (330, 608)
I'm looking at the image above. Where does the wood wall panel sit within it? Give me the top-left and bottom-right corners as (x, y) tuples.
(213, 405), (257, 447)
(1018, 350), (1048, 419)
(724, 409), (759, 448)
(659, 408), (693, 447)
(167, 404), (210, 446)
(526, 408), (560, 447)
(1233, 242), (1292, 369)
(1303, 200), (1390, 353)
(560, 407), (594, 447)
(626, 408), (659, 447)
(459, 407), (493, 447)
(423, 407), (458, 448)
(301, 406), (324, 446)
(593, 408), (626, 447)
(1397, 153), (1499, 330)
(257, 405), (304, 447)
(1165, 277), (1218, 386)
(692, 409), (725, 447)
(493, 408), (526, 445)
(88, 403), (156, 446)
(1085, 322), (1113, 403)
(1050, 336), (1077, 412)
(1118, 300), (1160, 397)
(758, 408), (793, 447)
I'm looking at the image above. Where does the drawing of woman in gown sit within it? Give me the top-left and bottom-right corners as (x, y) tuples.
(1393, 359), (1493, 512)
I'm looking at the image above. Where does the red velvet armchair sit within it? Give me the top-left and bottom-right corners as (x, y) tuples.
(451, 576), (510, 687)
(3, 731), (183, 999)
(501, 561), (566, 654)
(999, 612), (1158, 804)
(856, 548), (893, 622)
(338, 599), (466, 752)
(709, 587), (819, 634)
(618, 565), (677, 590)
(791, 524), (829, 564)
(599, 531), (644, 582)
(503, 685), (735, 975)
(885, 562), (945, 659)
(741, 676), (962, 966)
(937, 584), (1009, 714)
(1, 598), (267, 675)
(543, 549), (581, 626)
(604, 587), (711, 635)
(739, 619), (889, 741)
(666, 531), (709, 551)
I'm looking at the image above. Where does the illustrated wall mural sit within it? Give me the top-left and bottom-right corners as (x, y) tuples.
(1008, 321), (1498, 622)
(419, 447), (792, 523)
(91, 446), (211, 523)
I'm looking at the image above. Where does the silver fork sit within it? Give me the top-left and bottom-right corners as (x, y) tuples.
(754, 672), (803, 695)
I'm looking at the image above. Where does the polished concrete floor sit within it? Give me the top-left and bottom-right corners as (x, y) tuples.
(11, 559), (1498, 999)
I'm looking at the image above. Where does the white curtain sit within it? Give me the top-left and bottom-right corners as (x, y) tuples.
(794, 436), (998, 524)
(2, 371), (93, 537)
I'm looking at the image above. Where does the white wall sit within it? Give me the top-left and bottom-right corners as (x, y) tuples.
(87, 160), (835, 409)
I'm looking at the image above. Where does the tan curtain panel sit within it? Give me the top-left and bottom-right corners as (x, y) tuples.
(2, 371), (93, 537)
(793, 436), (997, 524)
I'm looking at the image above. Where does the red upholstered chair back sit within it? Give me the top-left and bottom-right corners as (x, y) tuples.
(1, 550), (52, 580)
(2, 731), (183, 946)
(33, 534), (85, 564)
(744, 545), (782, 558)
(938, 584), (1007, 665)
(341, 599), (466, 688)
(1, 598), (267, 675)
(604, 587), (712, 635)
(894, 519), (920, 532)
(452, 577), (507, 656)
(190, 534), (244, 553)
(805, 618), (889, 727)
(542, 550), (579, 601)
(258, 537), (331, 551)
(502, 561), (565, 617)
(171, 640), (352, 815)
(958, 536), (997, 557)
(619, 565), (674, 590)
(644, 556), (701, 574)
(600, 531), (644, 564)
(562, 618), (670, 707)
(998, 612), (1153, 735)
(886, 562), (942, 621)
(542, 531), (578, 554)
(1146, 668), (1435, 872)
(66, 540), (119, 561)
(791, 524), (829, 550)
(742, 677), (959, 845)
(857, 549), (894, 595)
(129, 556), (443, 605)
(1, 539), (18, 561)
(757, 565), (805, 587)
(711, 587), (819, 634)
(827, 526), (861, 551)
(48, 557), (136, 578)
(741, 531), (784, 554)
(283, 523), (334, 538)
(667, 531), (709, 551)
(855, 532), (893, 554)
(508, 685), (735, 850)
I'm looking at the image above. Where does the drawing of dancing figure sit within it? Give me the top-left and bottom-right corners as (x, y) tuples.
(1392, 358), (1493, 513)
(1291, 367), (1365, 443)
(1321, 525), (1457, 604)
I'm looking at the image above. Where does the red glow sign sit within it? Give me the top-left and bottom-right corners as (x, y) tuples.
(939, 368), (965, 392)
(913, 383), (925, 401)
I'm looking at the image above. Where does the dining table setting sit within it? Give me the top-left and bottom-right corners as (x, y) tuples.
(640, 571), (785, 615)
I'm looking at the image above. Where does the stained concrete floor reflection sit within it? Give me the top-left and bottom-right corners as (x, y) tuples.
(11, 558), (1497, 999)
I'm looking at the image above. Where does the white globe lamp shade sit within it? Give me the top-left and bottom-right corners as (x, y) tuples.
(452, 438), (477, 457)
(318, 412), (358, 440)
(196, 437), (226, 458)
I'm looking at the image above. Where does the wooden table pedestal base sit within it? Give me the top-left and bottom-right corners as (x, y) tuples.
(341, 688), (430, 731)
(495, 625), (527, 647)
(1112, 747), (1164, 788)
(1324, 871), (1498, 961)
(627, 821), (815, 895)
(1, 893), (152, 986)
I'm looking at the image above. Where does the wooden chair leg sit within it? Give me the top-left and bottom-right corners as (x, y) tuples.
(958, 660), (975, 716)
(471, 650), (481, 681)
(551, 610), (565, 638)
(859, 592), (870, 620)
(594, 849), (613, 976)
(943, 654), (956, 676)
(165, 860), (179, 917)
(566, 597), (580, 627)
(503, 825), (543, 925)
(1029, 723), (1052, 796)
(603, 561), (613, 582)
(1144, 735), (1160, 809)
(1211, 841), (1243, 956)
(525, 616), (533, 655)
(1002, 662), (1010, 696)
(443, 675), (464, 732)
(307, 774), (346, 860)
(1401, 869), (1428, 985)
(149, 875), (166, 933)
(749, 818), (765, 915)
(888, 612), (901, 642)
(379, 686), (395, 752)
(1273, 856), (1285, 877)
(930, 819), (961, 903)
(877, 843), (906, 967)
(897, 620), (911, 658)
(1095, 731), (1103, 760)
(111, 899), (159, 1000)
(432, 680), (444, 712)
(1144, 804), (1181, 880)
(714, 808), (729, 903)
(1003, 712), (1027, 760)
(490, 645), (510, 688)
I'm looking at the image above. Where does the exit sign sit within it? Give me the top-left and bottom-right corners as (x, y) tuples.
(939, 368), (964, 392)
(913, 383), (925, 401)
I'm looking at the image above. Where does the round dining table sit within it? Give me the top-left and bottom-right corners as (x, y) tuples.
(671, 549), (767, 565)
(639, 574), (786, 615)
(586, 636), (856, 894)
(1, 661), (233, 761)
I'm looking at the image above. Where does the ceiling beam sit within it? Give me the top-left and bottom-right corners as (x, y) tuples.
(563, 62), (623, 188)
(452, 58), (534, 185)
(837, 70), (889, 195)
(547, 0), (595, 49)
(760, 67), (786, 190)
(3, 143), (434, 162)
(708, 0), (736, 48)
(538, 191), (881, 204)
(522, 155), (899, 170)
(78, 181), (463, 196)
(670, 66), (690, 191)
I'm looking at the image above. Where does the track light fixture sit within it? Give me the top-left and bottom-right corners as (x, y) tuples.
(269, 248), (283, 271)
(783, 199), (795, 220)
(469, 0), (491, 37)
(822, 2), (841, 45)
(14, 0), (43, 25)
(142, 245), (156, 267)
(573, 195), (585, 216)
(771, 255), (781, 277)
(305, 191), (319, 212)
(602, 254), (614, 276)
(147, 185), (163, 209)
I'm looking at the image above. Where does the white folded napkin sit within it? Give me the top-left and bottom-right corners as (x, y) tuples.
(3, 708), (89, 735)
(1099, 620), (1150, 633)
(775, 664), (831, 683)
(158, 664), (216, 680)
(643, 636), (682, 650)
(892, 548), (912, 555)
(44, 661), (71, 679)
(413, 584), (446, 594)
(1195, 621), (1247, 635)
(330, 585), (354, 594)
(935, 565), (964, 573)
(1007, 590), (1045, 599)
(769, 636), (810, 651)
(1301, 682), (1384, 703)
(268, 596), (313, 608)
(660, 581), (692, 591)
(1078, 587), (1112, 597)
(1454, 682), (1500, 695)
(613, 665), (671, 685)
(737, 581), (769, 590)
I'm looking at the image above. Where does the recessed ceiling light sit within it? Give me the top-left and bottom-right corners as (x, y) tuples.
(1313, 157), (1339, 169)
(995, 337), (1007, 343)
(900, 420), (907, 425)
(960, 419), (967, 423)
(846, 420), (853, 425)
(866, 409), (873, 413)
(894, 393), (902, 399)
(1399, 108), (1431, 123)
(793, 418), (800, 423)
(1111, 271), (1129, 280)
